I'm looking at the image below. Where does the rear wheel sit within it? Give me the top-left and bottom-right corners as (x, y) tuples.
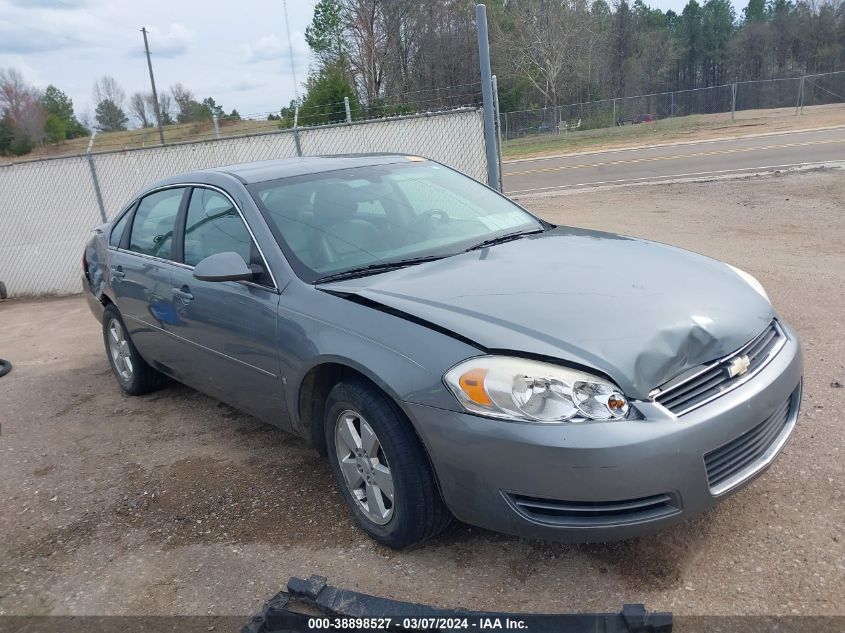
(102, 304), (166, 395)
(324, 379), (451, 549)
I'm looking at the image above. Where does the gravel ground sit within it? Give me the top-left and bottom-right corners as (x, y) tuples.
(0, 169), (842, 619)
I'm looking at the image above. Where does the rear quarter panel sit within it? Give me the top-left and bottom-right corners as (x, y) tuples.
(83, 224), (111, 314)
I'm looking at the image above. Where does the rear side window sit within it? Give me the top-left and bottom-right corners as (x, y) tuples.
(109, 211), (130, 248)
(184, 188), (253, 267)
(129, 188), (185, 259)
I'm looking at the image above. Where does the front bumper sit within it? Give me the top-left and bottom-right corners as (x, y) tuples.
(407, 322), (803, 542)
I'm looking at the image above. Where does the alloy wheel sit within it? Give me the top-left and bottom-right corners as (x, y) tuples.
(334, 409), (395, 525)
(107, 319), (133, 382)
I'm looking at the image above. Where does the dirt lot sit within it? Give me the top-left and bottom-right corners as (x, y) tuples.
(1, 169), (843, 619)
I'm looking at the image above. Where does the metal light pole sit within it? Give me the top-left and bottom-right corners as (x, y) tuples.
(731, 82), (737, 122)
(492, 74), (504, 192)
(796, 76), (805, 116)
(476, 4), (501, 191)
(141, 27), (166, 146)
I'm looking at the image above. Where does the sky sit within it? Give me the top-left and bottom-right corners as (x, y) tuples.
(651, 0), (742, 11)
(0, 0), (317, 123)
(1, 0), (745, 125)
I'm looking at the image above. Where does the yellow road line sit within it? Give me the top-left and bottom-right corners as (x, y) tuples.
(505, 137), (845, 176)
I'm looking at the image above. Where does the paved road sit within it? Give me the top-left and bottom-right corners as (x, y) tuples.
(503, 126), (845, 195)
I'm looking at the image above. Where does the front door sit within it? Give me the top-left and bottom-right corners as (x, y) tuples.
(166, 186), (285, 424)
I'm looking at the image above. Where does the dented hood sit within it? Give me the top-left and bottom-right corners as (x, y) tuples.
(320, 227), (775, 399)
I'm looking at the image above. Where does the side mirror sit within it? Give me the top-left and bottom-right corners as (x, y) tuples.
(192, 251), (255, 282)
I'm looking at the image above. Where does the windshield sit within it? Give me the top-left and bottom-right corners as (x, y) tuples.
(247, 160), (543, 283)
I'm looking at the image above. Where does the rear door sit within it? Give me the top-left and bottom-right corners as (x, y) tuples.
(166, 186), (285, 423)
(110, 187), (187, 367)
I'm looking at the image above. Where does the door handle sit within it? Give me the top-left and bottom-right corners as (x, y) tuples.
(110, 266), (125, 279)
(172, 286), (194, 302)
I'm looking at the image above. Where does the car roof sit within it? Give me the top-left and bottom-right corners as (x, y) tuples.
(215, 153), (416, 183)
(147, 154), (418, 191)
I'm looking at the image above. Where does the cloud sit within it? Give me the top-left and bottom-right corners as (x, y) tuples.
(0, 5), (94, 53)
(0, 55), (46, 87)
(0, 27), (84, 54)
(0, 0), (104, 53)
(230, 76), (265, 92)
(241, 31), (310, 65)
(241, 34), (285, 63)
(141, 23), (196, 58)
(8, 0), (87, 7)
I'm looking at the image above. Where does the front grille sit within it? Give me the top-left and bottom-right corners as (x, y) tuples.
(654, 321), (785, 415)
(506, 492), (680, 527)
(704, 394), (793, 493)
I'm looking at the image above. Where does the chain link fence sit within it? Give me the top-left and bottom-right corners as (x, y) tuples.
(501, 70), (845, 140)
(0, 108), (487, 298)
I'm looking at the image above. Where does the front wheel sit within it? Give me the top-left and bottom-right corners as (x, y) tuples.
(324, 380), (451, 548)
(102, 304), (166, 395)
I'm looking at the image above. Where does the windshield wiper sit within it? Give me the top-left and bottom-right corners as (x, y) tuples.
(463, 228), (544, 252)
(314, 255), (446, 284)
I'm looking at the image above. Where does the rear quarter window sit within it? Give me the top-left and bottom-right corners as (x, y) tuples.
(109, 211), (130, 248)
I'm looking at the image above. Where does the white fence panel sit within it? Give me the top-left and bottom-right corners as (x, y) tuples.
(0, 109), (486, 297)
(300, 110), (487, 182)
(93, 132), (301, 218)
(0, 157), (104, 296)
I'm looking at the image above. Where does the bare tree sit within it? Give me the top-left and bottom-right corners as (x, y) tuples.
(0, 68), (46, 144)
(344, 0), (391, 105)
(496, 1), (582, 107)
(129, 91), (151, 127)
(93, 76), (126, 109)
(155, 92), (174, 125)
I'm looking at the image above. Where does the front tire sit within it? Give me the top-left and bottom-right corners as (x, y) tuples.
(324, 380), (451, 549)
(102, 304), (166, 396)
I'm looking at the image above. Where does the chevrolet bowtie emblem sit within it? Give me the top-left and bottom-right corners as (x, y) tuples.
(727, 354), (751, 378)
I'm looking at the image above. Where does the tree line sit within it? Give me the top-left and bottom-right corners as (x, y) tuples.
(3, 0), (843, 155)
(0, 70), (241, 157)
(299, 0), (845, 117)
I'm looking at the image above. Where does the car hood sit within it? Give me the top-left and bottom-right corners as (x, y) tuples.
(319, 227), (775, 399)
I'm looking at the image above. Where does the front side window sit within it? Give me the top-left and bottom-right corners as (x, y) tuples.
(183, 188), (266, 275)
(129, 188), (185, 259)
(248, 161), (542, 282)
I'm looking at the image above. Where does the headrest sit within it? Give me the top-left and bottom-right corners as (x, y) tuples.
(312, 182), (357, 225)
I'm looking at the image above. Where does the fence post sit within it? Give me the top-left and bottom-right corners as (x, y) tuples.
(612, 98), (616, 128)
(292, 104), (303, 157)
(212, 114), (221, 140)
(344, 96), (352, 124)
(475, 4), (501, 190)
(492, 74), (504, 192)
(86, 131), (107, 223)
(796, 76), (805, 115)
(731, 82), (737, 121)
(670, 91), (674, 120)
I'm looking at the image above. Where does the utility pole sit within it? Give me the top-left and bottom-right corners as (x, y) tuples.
(141, 27), (166, 146)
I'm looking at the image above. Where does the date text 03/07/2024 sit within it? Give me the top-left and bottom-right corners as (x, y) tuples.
(306, 617), (527, 630)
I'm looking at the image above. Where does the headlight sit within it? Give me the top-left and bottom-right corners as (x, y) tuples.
(444, 356), (629, 423)
(727, 264), (770, 303)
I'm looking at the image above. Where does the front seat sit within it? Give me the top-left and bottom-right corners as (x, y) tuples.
(310, 183), (380, 267)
